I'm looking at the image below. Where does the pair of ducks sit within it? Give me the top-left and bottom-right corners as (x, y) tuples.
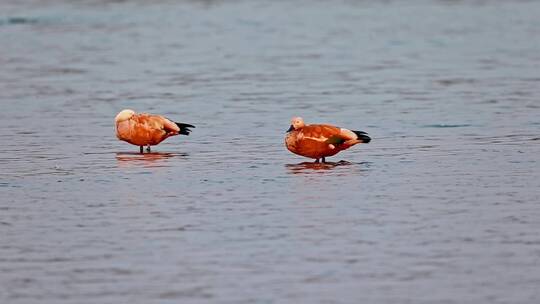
(115, 109), (371, 163)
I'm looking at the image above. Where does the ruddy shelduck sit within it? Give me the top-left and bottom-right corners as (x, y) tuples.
(285, 117), (371, 163)
(115, 109), (194, 153)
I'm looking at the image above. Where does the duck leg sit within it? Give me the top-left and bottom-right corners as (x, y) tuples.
(140, 146), (143, 154)
(314, 158), (320, 163)
(146, 145), (151, 152)
(322, 157), (326, 163)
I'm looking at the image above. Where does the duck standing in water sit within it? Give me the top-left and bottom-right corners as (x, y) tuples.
(115, 109), (195, 153)
(285, 117), (370, 163)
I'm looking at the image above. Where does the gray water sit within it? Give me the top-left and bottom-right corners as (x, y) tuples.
(1, 1), (540, 303)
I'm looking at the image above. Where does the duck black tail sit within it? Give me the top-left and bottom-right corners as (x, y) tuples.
(353, 130), (371, 143)
(176, 122), (195, 136)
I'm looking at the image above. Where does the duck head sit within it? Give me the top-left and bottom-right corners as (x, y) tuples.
(287, 117), (305, 132)
(115, 109), (135, 124)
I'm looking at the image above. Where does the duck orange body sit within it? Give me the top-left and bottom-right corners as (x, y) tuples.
(115, 109), (194, 153)
(285, 117), (370, 162)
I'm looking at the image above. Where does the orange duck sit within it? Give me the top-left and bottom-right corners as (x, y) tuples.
(115, 109), (194, 153)
(285, 117), (371, 163)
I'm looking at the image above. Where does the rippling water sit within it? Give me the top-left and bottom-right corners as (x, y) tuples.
(1, 0), (540, 303)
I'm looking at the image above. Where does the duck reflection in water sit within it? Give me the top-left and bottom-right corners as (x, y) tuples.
(285, 160), (357, 174)
(116, 152), (188, 168)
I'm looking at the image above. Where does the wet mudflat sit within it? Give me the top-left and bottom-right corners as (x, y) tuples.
(1, 1), (540, 303)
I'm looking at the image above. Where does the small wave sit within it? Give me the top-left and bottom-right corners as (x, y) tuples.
(0, 17), (40, 26)
(422, 124), (472, 128)
(435, 78), (477, 86)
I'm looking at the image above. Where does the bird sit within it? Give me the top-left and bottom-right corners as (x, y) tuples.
(285, 117), (370, 163)
(115, 109), (194, 153)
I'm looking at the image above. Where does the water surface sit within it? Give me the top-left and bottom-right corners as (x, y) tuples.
(1, 1), (540, 303)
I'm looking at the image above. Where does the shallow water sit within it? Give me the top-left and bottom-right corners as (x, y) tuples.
(1, 0), (540, 303)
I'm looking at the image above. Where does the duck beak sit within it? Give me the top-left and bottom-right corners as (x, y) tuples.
(286, 125), (294, 133)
